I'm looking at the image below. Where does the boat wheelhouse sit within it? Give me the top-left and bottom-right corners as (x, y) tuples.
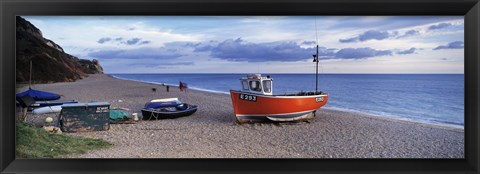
(239, 74), (273, 96)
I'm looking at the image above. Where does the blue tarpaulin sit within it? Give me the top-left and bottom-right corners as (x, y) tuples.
(16, 88), (61, 101)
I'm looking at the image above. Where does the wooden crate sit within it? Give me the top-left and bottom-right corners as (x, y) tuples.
(60, 102), (110, 132)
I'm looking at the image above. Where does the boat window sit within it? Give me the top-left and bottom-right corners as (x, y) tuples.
(242, 81), (249, 90)
(263, 80), (272, 93)
(249, 81), (261, 92)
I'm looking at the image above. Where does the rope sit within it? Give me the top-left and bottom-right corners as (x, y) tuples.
(146, 109), (161, 120)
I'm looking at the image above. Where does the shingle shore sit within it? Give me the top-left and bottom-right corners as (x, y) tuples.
(19, 74), (464, 158)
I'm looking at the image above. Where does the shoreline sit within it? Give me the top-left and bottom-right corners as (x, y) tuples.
(110, 74), (464, 131)
(18, 74), (464, 158)
(110, 74), (231, 95)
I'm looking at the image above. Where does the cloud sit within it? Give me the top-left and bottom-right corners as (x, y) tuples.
(338, 21), (461, 44)
(339, 30), (393, 43)
(397, 30), (419, 38)
(428, 23), (452, 30)
(328, 16), (462, 31)
(97, 37), (151, 45)
(91, 38), (398, 63)
(209, 38), (316, 62)
(206, 38), (392, 61)
(126, 38), (141, 45)
(97, 37), (111, 44)
(181, 40), (221, 52)
(131, 61), (194, 68)
(433, 41), (464, 50)
(162, 62), (195, 66)
(358, 30), (390, 41)
(339, 37), (358, 43)
(397, 47), (417, 55)
(334, 47), (392, 59)
(404, 30), (419, 36)
(88, 47), (185, 59)
(139, 40), (151, 45)
(157, 39), (393, 62)
(317, 47), (338, 59)
(339, 28), (424, 43)
(194, 45), (214, 52)
(301, 41), (316, 45)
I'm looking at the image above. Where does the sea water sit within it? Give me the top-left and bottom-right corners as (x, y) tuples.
(111, 73), (464, 127)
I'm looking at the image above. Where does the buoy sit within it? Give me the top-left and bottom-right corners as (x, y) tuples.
(132, 113), (139, 121)
(45, 117), (53, 123)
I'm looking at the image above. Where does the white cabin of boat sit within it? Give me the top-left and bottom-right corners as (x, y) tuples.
(239, 74), (273, 95)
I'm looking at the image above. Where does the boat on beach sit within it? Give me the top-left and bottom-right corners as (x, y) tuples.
(145, 98), (182, 109)
(141, 99), (198, 120)
(229, 44), (329, 123)
(31, 100), (78, 108)
(16, 60), (78, 110)
(16, 88), (62, 101)
(32, 105), (62, 115)
(230, 74), (328, 123)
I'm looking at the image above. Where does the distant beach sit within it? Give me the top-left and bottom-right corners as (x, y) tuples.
(19, 74), (464, 158)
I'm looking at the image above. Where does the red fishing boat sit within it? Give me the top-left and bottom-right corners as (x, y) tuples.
(230, 46), (328, 123)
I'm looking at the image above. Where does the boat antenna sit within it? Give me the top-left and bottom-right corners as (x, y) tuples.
(315, 17), (319, 45)
(315, 46), (319, 94)
(313, 17), (319, 94)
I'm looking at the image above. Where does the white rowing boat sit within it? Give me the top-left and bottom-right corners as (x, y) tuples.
(32, 105), (62, 115)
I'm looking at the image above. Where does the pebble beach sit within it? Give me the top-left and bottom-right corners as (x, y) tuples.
(18, 74), (464, 158)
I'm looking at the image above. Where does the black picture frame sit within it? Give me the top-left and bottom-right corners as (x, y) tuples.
(1, 0), (479, 173)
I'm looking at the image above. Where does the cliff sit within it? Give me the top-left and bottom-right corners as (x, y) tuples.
(16, 16), (104, 83)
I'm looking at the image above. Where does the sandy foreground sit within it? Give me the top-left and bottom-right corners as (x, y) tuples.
(17, 74), (464, 158)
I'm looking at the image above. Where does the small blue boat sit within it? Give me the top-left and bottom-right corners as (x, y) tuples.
(144, 98), (182, 109)
(16, 88), (61, 101)
(142, 98), (198, 120)
(16, 88), (78, 109)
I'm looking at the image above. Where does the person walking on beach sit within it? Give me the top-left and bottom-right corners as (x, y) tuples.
(179, 81), (188, 93)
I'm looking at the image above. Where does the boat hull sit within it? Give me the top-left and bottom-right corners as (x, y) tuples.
(141, 104), (198, 120)
(32, 105), (62, 115)
(230, 90), (328, 123)
(31, 100), (78, 108)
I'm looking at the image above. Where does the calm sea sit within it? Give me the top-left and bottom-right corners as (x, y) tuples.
(111, 73), (464, 127)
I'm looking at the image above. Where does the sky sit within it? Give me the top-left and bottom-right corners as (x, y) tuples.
(23, 16), (464, 74)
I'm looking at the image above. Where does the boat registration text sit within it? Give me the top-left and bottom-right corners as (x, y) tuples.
(316, 97), (324, 102)
(240, 94), (257, 102)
